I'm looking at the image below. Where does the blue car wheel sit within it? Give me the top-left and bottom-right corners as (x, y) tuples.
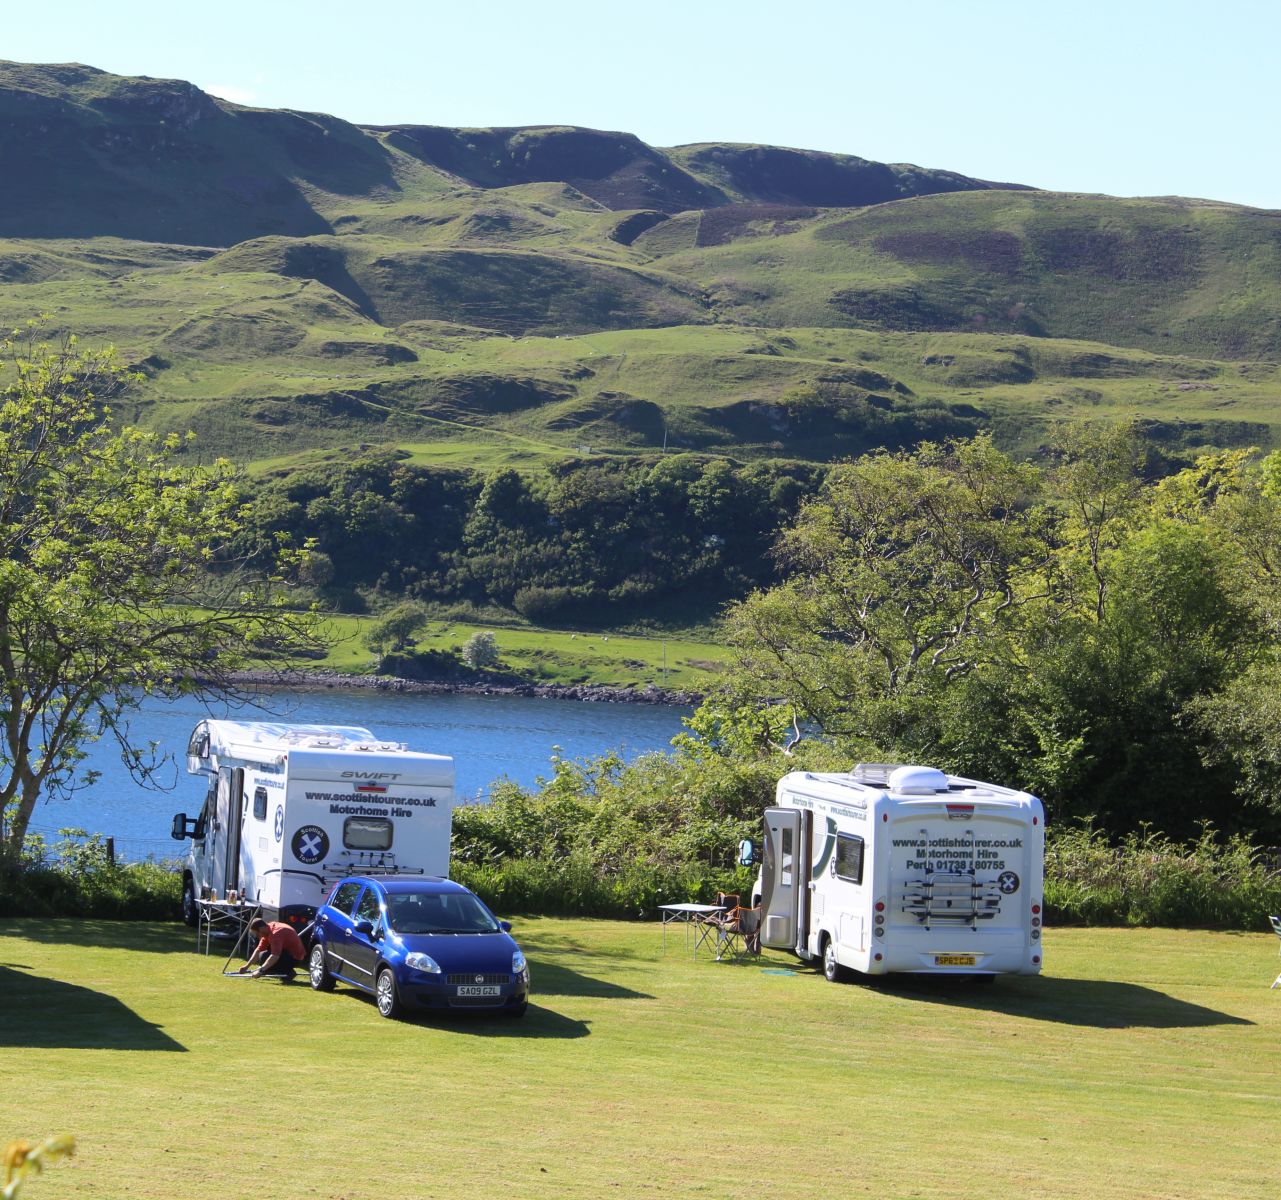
(376, 967), (402, 1019)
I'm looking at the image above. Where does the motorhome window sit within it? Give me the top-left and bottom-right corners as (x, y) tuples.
(187, 727), (210, 758)
(253, 788), (268, 821)
(835, 833), (865, 884)
(343, 816), (393, 851)
(781, 827), (793, 886)
(355, 888), (382, 925)
(330, 881), (362, 914)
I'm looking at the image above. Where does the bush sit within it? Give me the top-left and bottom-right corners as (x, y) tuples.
(0, 831), (182, 919)
(1044, 823), (1281, 929)
(462, 631), (500, 669)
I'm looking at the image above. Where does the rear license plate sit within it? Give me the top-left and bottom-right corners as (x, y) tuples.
(456, 985), (501, 997)
(935, 954), (977, 967)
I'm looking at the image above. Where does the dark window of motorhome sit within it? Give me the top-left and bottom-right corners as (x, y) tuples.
(781, 826), (793, 886)
(187, 727), (210, 758)
(835, 834), (865, 884)
(344, 816), (393, 851)
(355, 887), (382, 925)
(330, 881), (362, 914)
(253, 788), (268, 821)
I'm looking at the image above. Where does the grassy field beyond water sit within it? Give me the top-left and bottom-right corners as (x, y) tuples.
(1, 919), (1276, 1198)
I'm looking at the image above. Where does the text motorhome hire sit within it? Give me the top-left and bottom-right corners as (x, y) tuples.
(752, 764), (1044, 980)
(171, 721), (454, 928)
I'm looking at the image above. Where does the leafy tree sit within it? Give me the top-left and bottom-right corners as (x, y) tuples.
(0, 328), (322, 863)
(365, 600), (429, 655)
(725, 434), (1048, 739)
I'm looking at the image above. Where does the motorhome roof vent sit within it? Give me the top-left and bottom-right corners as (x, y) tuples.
(888, 765), (950, 794)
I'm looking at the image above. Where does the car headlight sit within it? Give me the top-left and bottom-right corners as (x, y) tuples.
(405, 952), (441, 975)
(512, 949), (527, 974)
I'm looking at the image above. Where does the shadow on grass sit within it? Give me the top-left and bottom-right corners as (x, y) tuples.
(0, 965), (186, 1051)
(877, 974), (1253, 1029)
(0, 919), (193, 955)
(530, 960), (653, 1001)
(328, 986), (592, 1038)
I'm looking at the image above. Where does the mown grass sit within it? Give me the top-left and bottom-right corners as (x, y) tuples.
(0, 918), (1276, 1199)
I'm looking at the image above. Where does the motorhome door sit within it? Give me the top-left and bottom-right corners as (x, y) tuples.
(760, 807), (804, 950)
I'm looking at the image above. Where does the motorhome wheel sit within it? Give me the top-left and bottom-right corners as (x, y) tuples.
(181, 877), (198, 927)
(822, 937), (843, 984)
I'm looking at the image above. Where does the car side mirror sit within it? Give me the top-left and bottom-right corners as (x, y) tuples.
(499, 920), (512, 932)
(738, 838), (756, 867)
(354, 919), (375, 938)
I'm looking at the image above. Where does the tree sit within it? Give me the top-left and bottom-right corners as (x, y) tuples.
(0, 328), (323, 863)
(724, 434), (1048, 739)
(462, 631), (500, 670)
(365, 601), (429, 655)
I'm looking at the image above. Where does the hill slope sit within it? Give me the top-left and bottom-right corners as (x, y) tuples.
(0, 59), (1278, 480)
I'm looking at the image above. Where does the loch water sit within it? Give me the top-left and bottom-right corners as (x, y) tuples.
(27, 689), (691, 861)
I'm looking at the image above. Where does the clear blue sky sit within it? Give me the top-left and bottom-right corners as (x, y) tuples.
(7, 0), (1278, 208)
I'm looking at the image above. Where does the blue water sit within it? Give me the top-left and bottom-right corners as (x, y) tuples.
(25, 690), (691, 862)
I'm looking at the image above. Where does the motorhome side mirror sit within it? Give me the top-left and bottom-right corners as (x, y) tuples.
(738, 839), (756, 867)
(171, 813), (190, 841)
(499, 920), (512, 933)
(354, 919), (375, 938)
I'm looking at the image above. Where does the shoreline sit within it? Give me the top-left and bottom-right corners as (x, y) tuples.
(229, 669), (703, 708)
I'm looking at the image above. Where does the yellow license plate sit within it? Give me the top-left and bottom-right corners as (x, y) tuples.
(934, 953), (977, 967)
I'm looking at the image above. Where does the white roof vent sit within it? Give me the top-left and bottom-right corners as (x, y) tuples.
(889, 765), (950, 794)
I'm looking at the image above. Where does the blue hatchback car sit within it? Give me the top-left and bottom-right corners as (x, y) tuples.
(308, 876), (530, 1019)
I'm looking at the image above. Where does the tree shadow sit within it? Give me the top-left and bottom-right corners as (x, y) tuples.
(874, 973), (1253, 1029)
(0, 965), (186, 1051)
(0, 919), (194, 955)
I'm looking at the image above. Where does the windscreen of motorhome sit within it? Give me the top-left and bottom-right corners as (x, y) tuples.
(344, 816), (393, 850)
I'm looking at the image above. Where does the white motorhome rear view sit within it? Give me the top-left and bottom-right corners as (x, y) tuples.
(753, 764), (1044, 980)
(171, 721), (454, 928)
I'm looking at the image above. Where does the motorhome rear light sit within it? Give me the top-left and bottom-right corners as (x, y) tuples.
(1033, 816), (1038, 825)
(946, 804), (974, 820)
(875, 901), (885, 912)
(1032, 955), (1041, 964)
(1031, 929), (1040, 940)
(873, 953), (883, 962)
(1031, 917), (1041, 927)
(882, 813), (887, 822)
(1032, 904), (1041, 914)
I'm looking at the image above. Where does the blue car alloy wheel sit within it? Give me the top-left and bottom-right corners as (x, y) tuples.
(309, 875), (530, 1020)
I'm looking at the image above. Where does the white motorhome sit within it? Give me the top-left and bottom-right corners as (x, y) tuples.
(752, 763), (1044, 980)
(170, 720), (454, 929)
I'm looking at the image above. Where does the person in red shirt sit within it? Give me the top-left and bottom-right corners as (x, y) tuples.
(237, 918), (306, 981)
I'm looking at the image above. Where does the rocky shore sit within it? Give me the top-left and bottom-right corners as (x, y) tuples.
(229, 668), (702, 707)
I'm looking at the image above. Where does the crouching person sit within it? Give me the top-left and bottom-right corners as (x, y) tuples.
(237, 918), (306, 981)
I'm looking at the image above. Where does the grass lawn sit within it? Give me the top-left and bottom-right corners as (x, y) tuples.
(1, 920), (1277, 1198)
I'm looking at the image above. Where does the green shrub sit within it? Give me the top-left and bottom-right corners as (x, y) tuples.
(1045, 823), (1281, 929)
(0, 831), (181, 919)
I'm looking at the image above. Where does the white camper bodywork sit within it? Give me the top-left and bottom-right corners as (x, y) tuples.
(172, 721), (454, 925)
(754, 764), (1044, 978)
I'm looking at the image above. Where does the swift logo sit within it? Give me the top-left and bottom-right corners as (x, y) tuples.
(341, 771), (401, 781)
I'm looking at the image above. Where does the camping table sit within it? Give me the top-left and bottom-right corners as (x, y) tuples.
(658, 903), (724, 951)
(196, 899), (260, 959)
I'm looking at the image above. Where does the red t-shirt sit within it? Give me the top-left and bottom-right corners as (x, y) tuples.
(255, 922), (305, 961)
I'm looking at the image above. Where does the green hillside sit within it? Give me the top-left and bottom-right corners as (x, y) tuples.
(1, 60), (1279, 589)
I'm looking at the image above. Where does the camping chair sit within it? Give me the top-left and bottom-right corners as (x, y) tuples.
(697, 902), (761, 963)
(692, 894), (739, 959)
(1270, 916), (1281, 989)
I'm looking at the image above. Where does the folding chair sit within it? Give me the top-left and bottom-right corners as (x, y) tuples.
(1270, 916), (1281, 989)
(692, 894), (739, 959)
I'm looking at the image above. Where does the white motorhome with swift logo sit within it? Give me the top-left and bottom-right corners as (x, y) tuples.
(170, 721), (454, 929)
(751, 764), (1044, 980)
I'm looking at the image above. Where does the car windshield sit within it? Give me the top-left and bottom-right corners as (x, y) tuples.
(386, 891), (500, 935)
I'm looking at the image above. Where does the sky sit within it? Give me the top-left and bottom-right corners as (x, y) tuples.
(5, 0), (1279, 208)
